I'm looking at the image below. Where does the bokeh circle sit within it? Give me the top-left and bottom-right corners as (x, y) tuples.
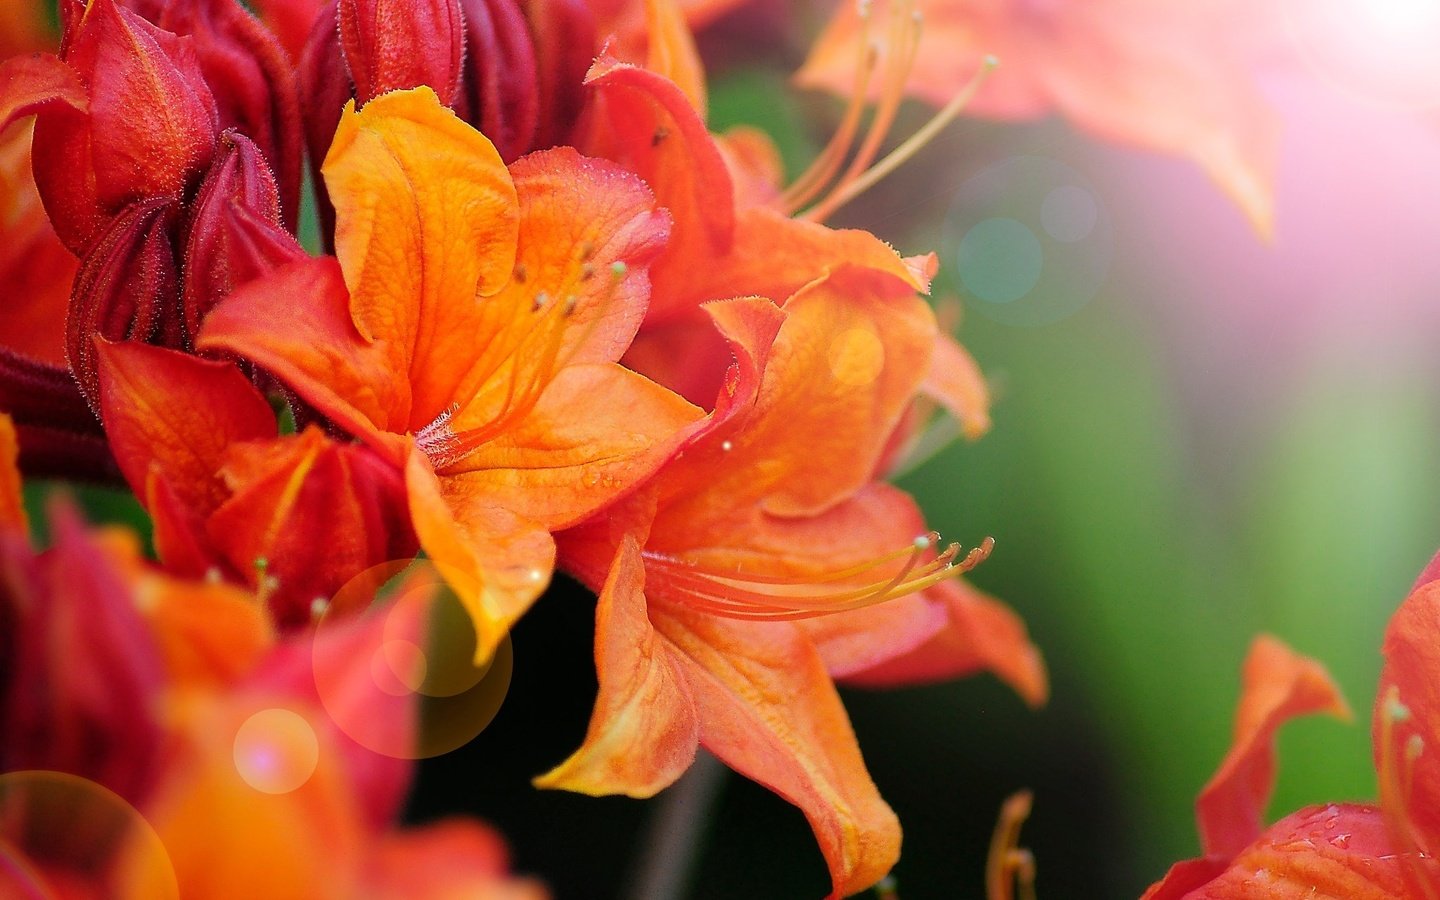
(0, 771), (177, 899)
(943, 156), (1114, 326)
(313, 560), (514, 760)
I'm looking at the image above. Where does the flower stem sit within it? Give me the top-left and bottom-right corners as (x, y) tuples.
(622, 750), (728, 900)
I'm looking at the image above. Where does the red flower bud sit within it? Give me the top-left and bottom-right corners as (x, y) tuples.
(65, 197), (182, 407)
(181, 130), (305, 341)
(339, 0), (465, 106)
(298, 0), (348, 247)
(522, 0), (595, 149)
(453, 0), (539, 161)
(31, 0), (218, 254)
(127, 0), (305, 229)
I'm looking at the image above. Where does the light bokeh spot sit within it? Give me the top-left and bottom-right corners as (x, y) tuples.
(314, 560), (514, 760)
(827, 326), (886, 386)
(232, 709), (320, 795)
(957, 217), (1044, 304)
(1042, 185), (1100, 243)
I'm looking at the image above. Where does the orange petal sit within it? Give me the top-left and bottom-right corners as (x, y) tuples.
(1144, 804), (1415, 900)
(642, 0), (706, 117)
(209, 427), (416, 628)
(406, 448), (555, 663)
(0, 412), (25, 534)
(924, 330), (991, 441)
(841, 579), (1048, 708)
(443, 363), (700, 530)
(1196, 635), (1351, 859)
(443, 146), (672, 427)
(1376, 579), (1440, 874)
(123, 699), (366, 900)
(199, 257), (411, 450)
(0, 122), (76, 367)
(95, 341), (277, 519)
(716, 125), (784, 209)
(534, 536), (698, 796)
(654, 268), (936, 521)
(797, 0), (1277, 236)
(579, 55), (734, 322)
(692, 206), (931, 310)
(94, 528), (272, 688)
(654, 607), (899, 898)
(324, 87), (520, 427)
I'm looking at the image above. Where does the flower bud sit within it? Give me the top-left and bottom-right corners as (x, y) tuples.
(339, 0), (465, 106)
(128, 0), (305, 229)
(181, 130), (305, 341)
(0, 500), (166, 803)
(31, 0), (217, 254)
(65, 197), (182, 407)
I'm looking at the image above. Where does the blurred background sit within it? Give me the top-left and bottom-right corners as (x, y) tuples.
(30, 0), (1440, 896)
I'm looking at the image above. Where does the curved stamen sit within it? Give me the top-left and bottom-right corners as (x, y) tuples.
(1377, 687), (1440, 899)
(644, 534), (992, 620)
(986, 791), (1037, 900)
(779, 2), (881, 214)
(802, 54), (998, 222)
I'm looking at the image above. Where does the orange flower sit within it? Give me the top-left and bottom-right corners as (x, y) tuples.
(541, 266), (1044, 898)
(199, 87), (702, 659)
(576, 47), (993, 441)
(797, 0), (1279, 235)
(1145, 614), (1440, 898)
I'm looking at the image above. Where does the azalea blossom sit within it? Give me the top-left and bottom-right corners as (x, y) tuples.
(1145, 567), (1440, 898)
(199, 87), (702, 660)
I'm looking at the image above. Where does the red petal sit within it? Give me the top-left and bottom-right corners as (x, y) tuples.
(842, 579), (1048, 709)
(1148, 804), (1416, 900)
(95, 340), (276, 519)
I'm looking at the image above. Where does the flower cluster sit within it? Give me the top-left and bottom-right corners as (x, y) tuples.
(0, 0), (1052, 896)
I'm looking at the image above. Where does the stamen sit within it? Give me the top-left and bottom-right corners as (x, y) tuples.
(415, 262), (628, 472)
(1377, 685), (1440, 900)
(802, 54), (998, 222)
(642, 534), (992, 620)
(779, 0), (881, 214)
(986, 790), (1037, 900)
(814, 0), (926, 214)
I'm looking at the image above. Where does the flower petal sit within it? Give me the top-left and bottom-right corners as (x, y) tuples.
(95, 341), (277, 519)
(324, 86), (520, 427)
(199, 256), (411, 448)
(534, 536), (698, 796)
(841, 579), (1048, 709)
(1376, 579), (1440, 869)
(1145, 804), (1414, 900)
(579, 55), (734, 322)
(0, 412), (25, 534)
(406, 448), (555, 663)
(1196, 635), (1351, 858)
(923, 330), (991, 441)
(443, 363), (700, 530)
(654, 607), (900, 899)
(653, 268), (936, 522)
